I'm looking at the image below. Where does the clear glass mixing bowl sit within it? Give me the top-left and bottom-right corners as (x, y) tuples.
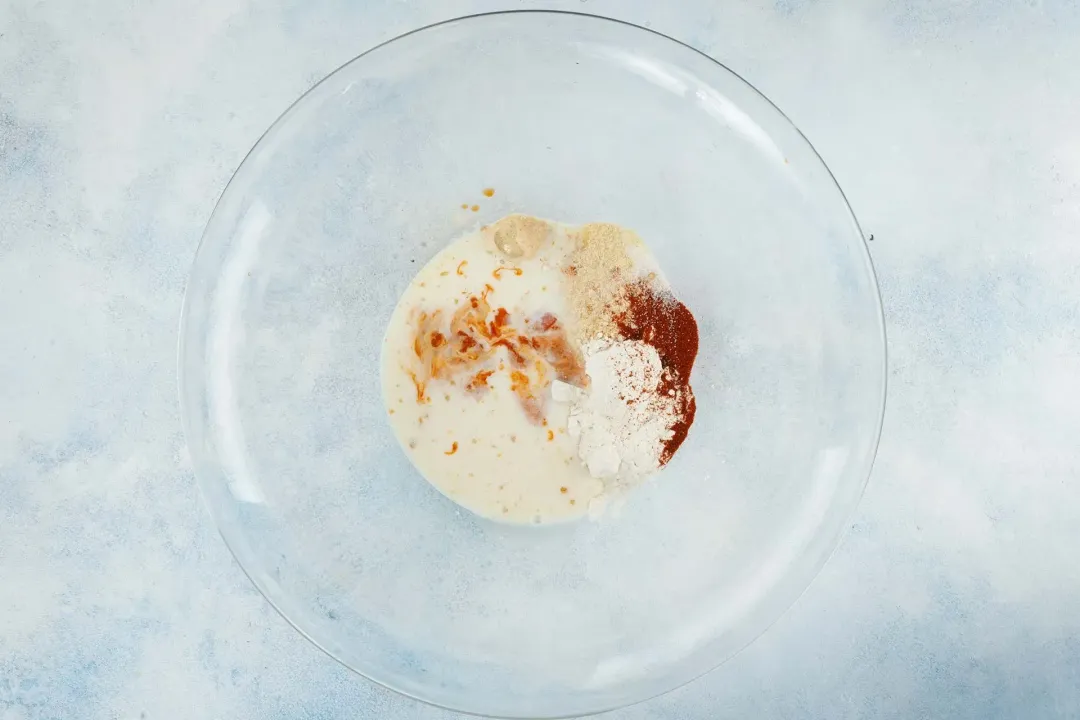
(179, 11), (886, 719)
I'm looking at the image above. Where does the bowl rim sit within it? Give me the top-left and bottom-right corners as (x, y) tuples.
(177, 9), (888, 719)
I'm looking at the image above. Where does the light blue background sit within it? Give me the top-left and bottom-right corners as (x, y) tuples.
(3, 0), (1079, 718)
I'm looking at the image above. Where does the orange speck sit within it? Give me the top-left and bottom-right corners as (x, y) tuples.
(548, 430), (555, 442)
(482, 187), (495, 197)
(388, 409), (395, 415)
(534, 313), (558, 331)
(496, 339), (527, 366)
(470, 205), (480, 212)
(457, 260), (468, 276)
(444, 441), (458, 455)
(430, 354), (446, 378)
(492, 266), (523, 280)
(461, 203), (469, 209)
(559, 486), (567, 493)
(466, 369), (495, 393)
(406, 370), (428, 404)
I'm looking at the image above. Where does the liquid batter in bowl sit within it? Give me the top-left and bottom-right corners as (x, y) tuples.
(381, 217), (601, 522)
(381, 214), (699, 524)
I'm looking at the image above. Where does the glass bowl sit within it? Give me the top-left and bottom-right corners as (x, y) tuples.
(179, 11), (886, 719)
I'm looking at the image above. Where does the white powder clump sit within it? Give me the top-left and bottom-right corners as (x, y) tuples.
(557, 338), (683, 483)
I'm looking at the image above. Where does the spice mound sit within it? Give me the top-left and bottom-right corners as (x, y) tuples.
(556, 226), (698, 486)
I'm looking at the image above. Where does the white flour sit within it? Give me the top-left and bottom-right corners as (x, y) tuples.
(554, 339), (682, 484)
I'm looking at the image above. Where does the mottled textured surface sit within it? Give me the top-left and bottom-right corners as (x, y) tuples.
(2, 0), (1079, 718)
